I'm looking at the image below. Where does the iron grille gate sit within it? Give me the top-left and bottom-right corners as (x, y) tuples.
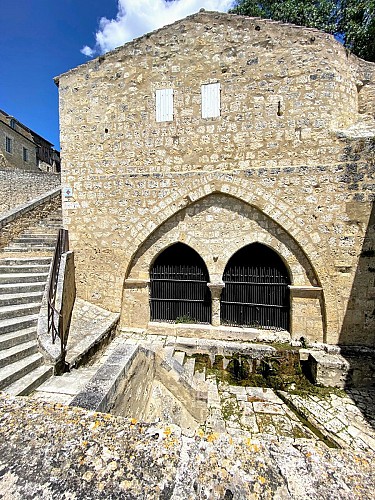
(221, 265), (290, 331)
(150, 264), (211, 323)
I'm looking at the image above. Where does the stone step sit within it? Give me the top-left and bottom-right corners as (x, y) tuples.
(0, 282), (46, 294)
(0, 352), (44, 391)
(0, 272), (49, 284)
(0, 264), (50, 274)
(38, 220), (62, 225)
(16, 235), (57, 241)
(3, 246), (55, 253)
(0, 314), (39, 336)
(36, 225), (61, 230)
(0, 257), (51, 266)
(180, 357), (196, 386)
(22, 232), (58, 238)
(12, 237), (57, 244)
(173, 350), (185, 365)
(5, 365), (53, 396)
(0, 328), (37, 350)
(0, 302), (41, 320)
(0, 341), (39, 368)
(193, 367), (206, 383)
(0, 291), (44, 307)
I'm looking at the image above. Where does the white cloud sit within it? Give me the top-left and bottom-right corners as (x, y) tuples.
(81, 45), (95, 57)
(81, 0), (235, 57)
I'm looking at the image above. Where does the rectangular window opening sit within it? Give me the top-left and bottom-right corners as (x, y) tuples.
(201, 82), (221, 119)
(5, 136), (12, 154)
(23, 147), (28, 162)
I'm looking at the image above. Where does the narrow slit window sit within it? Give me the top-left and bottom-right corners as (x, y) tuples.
(201, 82), (221, 119)
(156, 88), (174, 122)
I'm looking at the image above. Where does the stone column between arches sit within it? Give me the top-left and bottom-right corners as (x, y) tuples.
(207, 282), (225, 327)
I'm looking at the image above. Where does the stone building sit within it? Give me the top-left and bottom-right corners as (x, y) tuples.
(0, 109), (60, 172)
(56, 11), (375, 347)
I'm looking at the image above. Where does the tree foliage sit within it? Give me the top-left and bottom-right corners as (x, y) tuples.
(229, 0), (375, 62)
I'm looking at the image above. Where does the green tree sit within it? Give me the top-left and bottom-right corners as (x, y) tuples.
(338, 0), (375, 61)
(229, 0), (375, 62)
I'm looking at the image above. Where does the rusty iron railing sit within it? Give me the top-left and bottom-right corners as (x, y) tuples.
(47, 228), (69, 359)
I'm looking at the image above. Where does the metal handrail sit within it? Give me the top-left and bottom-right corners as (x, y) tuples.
(47, 229), (69, 359)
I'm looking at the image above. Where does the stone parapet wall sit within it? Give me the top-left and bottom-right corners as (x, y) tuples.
(0, 168), (60, 216)
(0, 191), (61, 250)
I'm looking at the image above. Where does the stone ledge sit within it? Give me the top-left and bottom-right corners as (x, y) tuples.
(70, 343), (139, 412)
(145, 322), (291, 343)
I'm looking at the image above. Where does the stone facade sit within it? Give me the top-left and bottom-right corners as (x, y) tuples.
(0, 109), (60, 173)
(56, 11), (375, 346)
(0, 111), (38, 171)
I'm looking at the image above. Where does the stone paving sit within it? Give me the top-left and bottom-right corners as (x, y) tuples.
(216, 385), (314, 441)
(281, 389), (375, 452)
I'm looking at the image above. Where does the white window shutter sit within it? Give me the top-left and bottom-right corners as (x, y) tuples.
(201, 82), (220, 118)
(156, 89), (173, 122)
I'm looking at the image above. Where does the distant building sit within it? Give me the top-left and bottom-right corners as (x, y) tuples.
(0, 109), (60, 173)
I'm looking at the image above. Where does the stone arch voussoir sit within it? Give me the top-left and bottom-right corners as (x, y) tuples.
(126, 177), (327, 284)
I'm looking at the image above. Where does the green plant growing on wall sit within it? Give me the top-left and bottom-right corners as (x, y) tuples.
(175, 314), (196, 324)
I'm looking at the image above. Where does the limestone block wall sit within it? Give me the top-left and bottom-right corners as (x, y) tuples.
(57, 12), (375, 346)
(0, 168), (61, 216)
(110, 348), (155, 419)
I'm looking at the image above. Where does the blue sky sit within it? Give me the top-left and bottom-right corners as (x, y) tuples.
(0, 0), (233, 150)
(0, 1), (121, 149)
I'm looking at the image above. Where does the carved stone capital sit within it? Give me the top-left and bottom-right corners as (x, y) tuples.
(207, 282), (225, 299)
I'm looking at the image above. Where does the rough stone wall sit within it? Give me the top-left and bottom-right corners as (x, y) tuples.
(0, 168), (60, 216)
(57, 12), (375, 346)
(110, 349), (155, 419)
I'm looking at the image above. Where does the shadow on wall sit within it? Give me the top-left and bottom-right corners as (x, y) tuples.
(339, 200), (375, 432)
(339, 200), (375, 346)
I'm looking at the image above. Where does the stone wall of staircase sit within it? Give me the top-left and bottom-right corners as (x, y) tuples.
(0, 193), (61, 251)
(0, 168), (60, 216)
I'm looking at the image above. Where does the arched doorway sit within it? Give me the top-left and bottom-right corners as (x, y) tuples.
(150, 243), (211, 323)
(221, 243), (290, 330)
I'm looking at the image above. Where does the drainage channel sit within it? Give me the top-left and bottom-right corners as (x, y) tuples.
(276, 391), (339, 448)
(187, 349), (341, 448)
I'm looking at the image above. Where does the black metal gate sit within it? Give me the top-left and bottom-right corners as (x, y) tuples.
(221, 243), (290, 330)
(150, 243), (211, 323)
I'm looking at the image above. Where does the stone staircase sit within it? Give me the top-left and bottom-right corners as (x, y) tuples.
(157, 347), (226, 431)
(0, 210), (62, 394)
(2, 212), (62, 253)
